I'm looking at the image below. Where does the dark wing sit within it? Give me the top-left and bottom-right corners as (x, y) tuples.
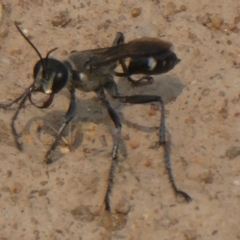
(88, 37), (173, 67)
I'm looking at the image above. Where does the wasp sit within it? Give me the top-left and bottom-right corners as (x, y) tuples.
(0, 22), (192, 211)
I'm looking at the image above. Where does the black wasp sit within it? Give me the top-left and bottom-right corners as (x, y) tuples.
(0, 22), (192, 211)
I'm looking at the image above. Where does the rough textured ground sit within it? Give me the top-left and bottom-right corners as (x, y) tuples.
(0, 0), (240, 240)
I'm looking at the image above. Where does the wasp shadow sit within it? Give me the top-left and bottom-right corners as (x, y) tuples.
(21, 75), (184, 160)
(116, 75), (185, 133)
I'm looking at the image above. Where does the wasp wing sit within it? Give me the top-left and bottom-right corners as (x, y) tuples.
(87, 37), (173, 67)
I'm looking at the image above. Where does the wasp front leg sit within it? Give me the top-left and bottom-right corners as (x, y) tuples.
(0, 90), (29, 150)
(45, 87), (77, 164)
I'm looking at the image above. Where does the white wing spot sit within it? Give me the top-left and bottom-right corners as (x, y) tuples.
(148, 57), (157, 70)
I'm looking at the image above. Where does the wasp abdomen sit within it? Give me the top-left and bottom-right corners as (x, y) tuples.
(126, 51), (180, 76)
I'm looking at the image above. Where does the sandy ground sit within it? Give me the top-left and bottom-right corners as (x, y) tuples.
(0, 0), (240, 239)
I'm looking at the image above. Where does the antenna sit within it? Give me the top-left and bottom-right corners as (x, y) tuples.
(14, 22), (58, 78)
(14, 21), (45, 67)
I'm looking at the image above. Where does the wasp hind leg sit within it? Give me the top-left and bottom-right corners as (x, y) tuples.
(104, 81), (192, 203)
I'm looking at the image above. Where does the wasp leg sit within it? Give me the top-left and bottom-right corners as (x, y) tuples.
(115, 64), (154, 87)
(111, 32), (154, 87)
(46, 87), (77, 164)
(0, 90), (29, 150)
(95, 87), (122, 211)
(96, 87), (122, 159)
(118, 95), (191, 202)
(105, 81), (192, 203)
(111, 32), (125, 47)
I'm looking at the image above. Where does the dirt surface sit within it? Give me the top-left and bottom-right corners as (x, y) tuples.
(0, 0), (240, 239)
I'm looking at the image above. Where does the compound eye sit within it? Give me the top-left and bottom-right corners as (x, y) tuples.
(51, 64), (69, 93)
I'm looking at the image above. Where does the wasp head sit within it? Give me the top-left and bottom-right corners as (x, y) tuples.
(14, 22), (70, 108)
(33, 57), (69, 94)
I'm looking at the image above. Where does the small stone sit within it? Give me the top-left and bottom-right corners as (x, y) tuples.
(184, 230), (198, 240)
(0, 28), (8, 38)
(232, 180), (240, 185)
(180, 5), (187, 11)
(144, 160), (152, 167)
(1, 56), (10, 64)
(61, 50), (68, 56)
(52, 10), (71, 28)
(230, 26), (240, 34)
(32, 169), (42, 178)
(148, 109), (156, 116)
(38, 189), (49, 196)
(185, 117), (196, 125)
(60, 146), (70, 154)
(200, 171), (214, 184)
(7, 170), (12, 178)
(201, 88), (210, 96)
(211, 15), (223, 29)
(122, 134), (130, 141)
(131, 8), (141, 17)
(118, 14), (126, 22)
(196, 13), (211, 26)
(115, 199), (131, 214)
(166, 2), (177, 15)
(12, 182), (23, 194)
(226, 146), (240, 159)
(99, 212), (127, 231)
(234, 15), (240, 24)
(226, 39), (232, 45)
(31, 217), (38, 225)
(218, 107), (228, 119)
(188, 32), (197, 40)
(39, 181), (48, 186)
(234, 112), (240, 118)
(201, 114), (212, 122)
(129, 140), (139, 149)
(71, 205), (94, 222)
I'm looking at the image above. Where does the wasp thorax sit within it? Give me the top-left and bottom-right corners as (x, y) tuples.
(33, 58), (70, 94)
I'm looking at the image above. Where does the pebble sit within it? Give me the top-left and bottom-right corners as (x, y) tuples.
(0, 28), (8, 38)
(131, 8), (141, 18)
(184, 229), (198, 240)
(51, 10), (71, 28)
(1, 56), (10, 64)
(71, 205), (94, 222)
(129, 140), (139, 149)
(232, 180), (240, 186)
(211, 15), (223, 29)
(115, 199), (131, 214)
(99, 211), (127, 231)
(12, 182), (23, 194)
(225, 146), (240, 160)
